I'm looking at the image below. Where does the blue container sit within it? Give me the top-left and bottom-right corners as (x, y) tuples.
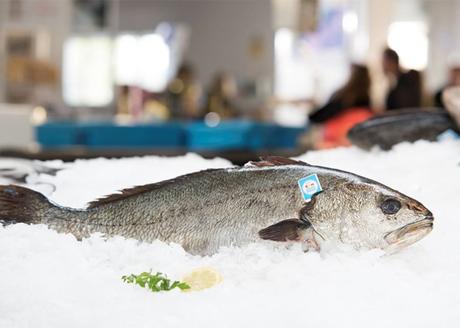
(83, 122), (185, 148)
(268, 126), (306, 149)
(36, 120), (305, 151)
(36, 121), (186, 149)
(186, 121), (260, 151)
(186, 120), (305, 151)
(36, 121), (85, 148)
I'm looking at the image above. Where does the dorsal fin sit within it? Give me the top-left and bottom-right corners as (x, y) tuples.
(87, 183), (159, 209)
(87, 168), (221, 209)
(247, 156), (309, 168)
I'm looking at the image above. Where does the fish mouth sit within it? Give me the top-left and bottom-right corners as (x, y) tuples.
(384, 216), (433, 252)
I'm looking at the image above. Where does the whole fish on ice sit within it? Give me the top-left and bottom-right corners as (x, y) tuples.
(0, 157), (433, 255)
(348, 108), (458, 150)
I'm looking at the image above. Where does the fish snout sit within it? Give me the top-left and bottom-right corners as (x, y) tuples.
(384, 216), (434, 252)
(424, 212), (434, 221)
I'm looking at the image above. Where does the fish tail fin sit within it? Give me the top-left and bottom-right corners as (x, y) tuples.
(0, 185), (53, 225)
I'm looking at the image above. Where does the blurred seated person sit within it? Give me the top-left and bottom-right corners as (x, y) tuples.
(309, 64), (371, 123)
(382, 47), (422, 110)
(166, 63), (202, 120)
(434, 55), (460, 109)
(308, 64), (373, 149)
(442, 86), (460, 128)
(203, 72), (240, 119)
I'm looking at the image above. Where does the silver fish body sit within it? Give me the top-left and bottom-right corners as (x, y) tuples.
(0, 157), (433, 255)
(348, 108), (458, 150)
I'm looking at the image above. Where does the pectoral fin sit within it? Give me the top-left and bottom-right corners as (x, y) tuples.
(259, 209), (322, 252)
(258, 219), (310, 242)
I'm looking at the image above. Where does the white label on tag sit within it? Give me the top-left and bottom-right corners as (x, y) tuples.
(297, 174), (322, 202)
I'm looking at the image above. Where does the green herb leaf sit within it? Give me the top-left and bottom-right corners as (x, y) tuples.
(122, 271), (190, 293)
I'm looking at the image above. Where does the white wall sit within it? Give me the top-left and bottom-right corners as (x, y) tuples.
(112, 0), (274, 89)
(424, 0), (460, 92)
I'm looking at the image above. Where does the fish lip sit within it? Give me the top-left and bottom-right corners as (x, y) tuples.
(384, 217), (434, 246)
(424, 214), (434, 222)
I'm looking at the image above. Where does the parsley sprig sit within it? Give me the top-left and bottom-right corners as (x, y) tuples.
(122, 271), (190, 292)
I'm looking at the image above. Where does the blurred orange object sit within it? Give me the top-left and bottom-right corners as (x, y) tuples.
(317, 107), (373, 149)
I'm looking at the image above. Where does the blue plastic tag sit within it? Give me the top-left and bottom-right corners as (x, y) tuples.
(297, 174), (322, 202)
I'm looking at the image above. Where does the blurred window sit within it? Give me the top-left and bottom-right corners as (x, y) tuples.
(63, 35), (113, 107)
(274, 28), (348, 103)
(388, 21), (428, 71)
(63, 31), (174, 107)
(114, 33), (170, 92)
(113, 34), (138, 86)
(274, 4), (348, 104)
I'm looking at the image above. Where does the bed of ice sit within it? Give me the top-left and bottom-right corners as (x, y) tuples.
(1, 141), (459, 328)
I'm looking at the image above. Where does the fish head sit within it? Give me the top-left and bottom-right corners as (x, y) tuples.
(380, 193), (434, 253)
(313, 181), (433, 252)
(356, 182), (433, 252)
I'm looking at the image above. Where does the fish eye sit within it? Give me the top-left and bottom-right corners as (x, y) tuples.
(381, 198), (401, 215)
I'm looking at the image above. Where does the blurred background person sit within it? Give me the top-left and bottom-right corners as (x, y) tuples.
(382, 47), (422, 110)
(442, 86), (460, 127)
(165, 63), (202, 120)
(203, 72), (240, 120)
(308, 63), (373, 149)
(434, 54), (460, 109)
(309, 63), (372, 123)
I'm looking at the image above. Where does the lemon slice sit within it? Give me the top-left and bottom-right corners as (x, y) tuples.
(182, 267), (223, 292)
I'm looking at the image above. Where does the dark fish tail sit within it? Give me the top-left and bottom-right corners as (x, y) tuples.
(0, 185), (54, 225)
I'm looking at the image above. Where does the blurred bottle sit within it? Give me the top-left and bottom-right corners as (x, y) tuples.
(117, 86), (130, 115)
(165, 64), (202, 120)
(204, 72), (239, 120)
